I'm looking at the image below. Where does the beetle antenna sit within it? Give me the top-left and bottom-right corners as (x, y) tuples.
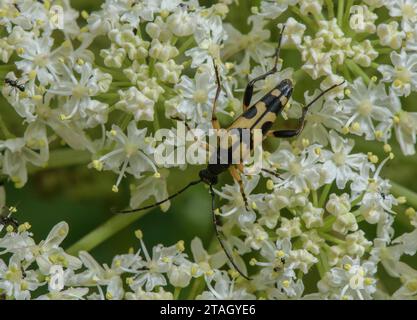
(302, 81), (346, 115)
(209, 184), (251, 281)
(115, 178), (202, 214)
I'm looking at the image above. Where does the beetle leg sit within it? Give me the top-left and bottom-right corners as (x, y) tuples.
(170, 116), (192, 131)
(211, 59), (222, 130)
(261, 168), (282, 180)
(242, 25), (286, 111)
(266, 128), (304, 138)
(229, 166), (249, 211)
(236, 163), (245, 173)
(209, 185), (251, 280)
(266, 81), (346, 139)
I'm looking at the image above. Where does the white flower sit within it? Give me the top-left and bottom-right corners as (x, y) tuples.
(166, 8), (196, 37)
(352, 40), (378, 67)
(70, 251), (125, 300)
(345, 231), (372, 257)
(108, 25), (150, 60)
(0, 122), (49, 187)
(36, 287), (89, 300)
(190, 237), (227, 277)
(186, 15), (226, 68)
(32, 222), (82, 274)
(387, 89), (417, 155)
(243, 223), (269, 250)
(15, 35), (59, 85)
(301, 202), (324, 228)
(276, 217), (302, 239)
(378, 50), (417, 97)
(224, 15), (275, 65)
(297, 90), (348, 146)
(48, 63), (109, 121)
(92, 121), (158, 192)
(326, 193), (358, 234)
(84, 100), (109, 128)
(129, 239), (184, 292)
(125, 287), (173, 300)
(341, 78), (391, 140)
(254, 238), (295, 284)
(197, 271), (255, 300)
(377, 21), (406, 50)
(271, 143), (321, 193)
(100, 44), (126, 68)
(260, 0), (299, 19)
(115, 87), (155, 122)
(0, 255), (41, 300)
(317, 256), (377, 300)
(299, 0), (323, 16)
(321, 131), (367, 189)
(279, 18), (306, 47)
(300, 37), (333, 79)
(149, 39), (179, 62)
(155, 59), (184, 84)
(215, 175), (260, 226)
(387, 0), (417, 31)
(175, 69), (226, 125)
(300, 230), (324, 255)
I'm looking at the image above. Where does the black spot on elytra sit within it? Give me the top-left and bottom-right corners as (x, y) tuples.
(243, 106), (257, 119)
(261, 121), (273, 134)
(273, 130), (298, 138)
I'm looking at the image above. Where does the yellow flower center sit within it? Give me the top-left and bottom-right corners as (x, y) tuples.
(289, 162), (302, 175)
(358, 99), (373, 116)
(193, 89), (208, 104)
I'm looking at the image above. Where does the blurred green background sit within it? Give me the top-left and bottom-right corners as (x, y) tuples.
(2, 0), (417, 296)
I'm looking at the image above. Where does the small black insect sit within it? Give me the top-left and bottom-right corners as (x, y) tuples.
(4, 78), (25, 93)
(0, 206), (19, 230)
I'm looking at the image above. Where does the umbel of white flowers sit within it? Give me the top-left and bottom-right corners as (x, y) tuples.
(1, 0), (417, 300)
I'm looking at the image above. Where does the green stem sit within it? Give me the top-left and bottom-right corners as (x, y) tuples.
(28, 149), (91, 174)
(319, 183), (332, 208)
(187, 277), (204, 300)
(66, 209), (151, 255)
(174, 287), (182, 300)
(337, 0), (345, 27)
(343, 0), (354, 29)
(375, 47), (396, 54)
(0, 64), (14, 69)
(316, 257), (325, 278)
(312, 190), (319, 207)
(320, 215), (336, 232)
(340, 64), (353, 82)
(319, 231), (345, 245)
(178, 37), (195, 56)
(370, 62), (379, 69)
(320, 248), (330, 273)
(325, 0), (335, 19)
(291, 7), (317, 32)
(351, 192), (364, 207)
(0, 114), (14, 139)
(345, 59), (370, 84)
(390, 182), (417, 209)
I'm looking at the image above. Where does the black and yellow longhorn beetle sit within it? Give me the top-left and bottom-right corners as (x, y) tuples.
(117, 26), (344, 279)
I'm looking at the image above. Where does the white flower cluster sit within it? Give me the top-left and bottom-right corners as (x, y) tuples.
(1, 0), (417, 300)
